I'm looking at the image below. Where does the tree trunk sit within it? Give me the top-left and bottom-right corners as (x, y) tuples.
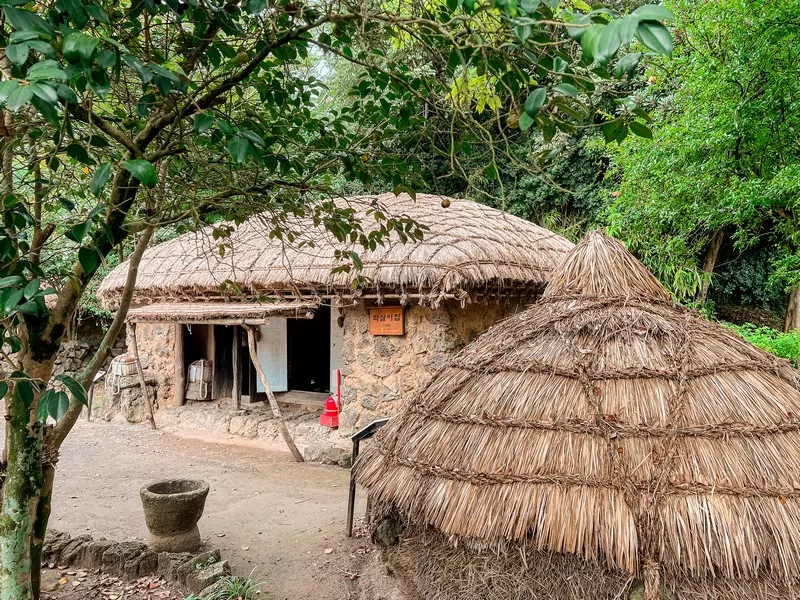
(25, 227), (157, 599)
(129, 323), (156, 429)
(245, 326), (303, 462)
(697, 229), (724, 303)
(0, 385), (44, 600)
(785, 285), (800, 332)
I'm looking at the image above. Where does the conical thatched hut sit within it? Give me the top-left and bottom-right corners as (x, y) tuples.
(97, 193), (573, 439)
(355, 231), (800, 600)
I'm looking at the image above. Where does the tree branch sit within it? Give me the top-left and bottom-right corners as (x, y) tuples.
(49, 225), (155, 449)
(67, 104), (141, 157)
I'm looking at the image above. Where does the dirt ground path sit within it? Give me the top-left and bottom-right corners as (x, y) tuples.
(44, 419), (372, 599)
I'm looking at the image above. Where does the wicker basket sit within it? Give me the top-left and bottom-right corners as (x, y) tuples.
(185, 359), (213, 401)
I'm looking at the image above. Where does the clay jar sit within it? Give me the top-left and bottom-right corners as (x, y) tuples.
(140, 479), (210, 552)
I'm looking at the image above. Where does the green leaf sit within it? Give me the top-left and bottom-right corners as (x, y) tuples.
(5, 84), (33, 112)
(26, 39), (57, 57)
(17, 300), (39, 315)
(523, 87), (547, 118)
(90, 162), (112, 196)
(0, 276), (24, 289)
(554, 83), (578, 97)
(636, 20), (673, 56)
(78, 247), (99, 274)
(56, 374), (88, 405)
(9, 31), (40, 43)
(194, 112), (215, 134)
(519, 0), (539, 13)
(85, 3), (110, 23)
(617, 15), (639, 46)
(66, 143), (96, 165)
(30, 82), (58, 104)
(553, 56), (568, 72)
(518, 111), (534, 131)
(392, 185), (416, 200)
(23, 278), (39, 299)
(227, 136), (251, 164)
(43, 389), (70, 421)
(26, 60), (68, 81)
(238, 130), (266, 147)
(347, 250), (363, 270)
(614, 52), (642, 77)
(122, 159), (158, 188)
(0, 80), (20, 104)
(122, 55), (152, 83)
(594, 20), (621, 64)
(63, 32), (101, 64)
(14, 378), (34, 407)
(632, 5), (675, 21)
(6, 43), (29, 65)
(89, 135), (110, 147)
(66, 220), (92, 243)
(579, 24), (603, 63)
(52, 391), (71, 421)
(0, 381), (8, 400)
(87, 67), (110, 96)
(629, 121), (653, 139)
(3, 7), (54, 39)
(37, 388), (55, 422)
(4, 288), (24, 313)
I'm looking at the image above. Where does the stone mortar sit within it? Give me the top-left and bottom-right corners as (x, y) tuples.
(140, 479), (209, 552)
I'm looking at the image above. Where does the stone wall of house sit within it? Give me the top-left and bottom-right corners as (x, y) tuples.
(50, 334), (127, 379)
(101, 323), (175, 423)
(337, 299), (526, 435)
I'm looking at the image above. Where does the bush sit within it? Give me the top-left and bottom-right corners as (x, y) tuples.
(724, 323), (800, 365)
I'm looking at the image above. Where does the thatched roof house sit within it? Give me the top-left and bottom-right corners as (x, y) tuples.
(98, 194), (573, 439)
(355, 231), (800, 599)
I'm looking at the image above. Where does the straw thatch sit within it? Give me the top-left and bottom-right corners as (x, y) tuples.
(97, 193), (573, 309)
(126, 301), (317, 323)
(355, 231), (800, 599)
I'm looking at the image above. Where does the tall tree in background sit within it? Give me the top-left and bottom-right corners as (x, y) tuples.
(607, 0), (800, 323)
(0, 0), (674, 597)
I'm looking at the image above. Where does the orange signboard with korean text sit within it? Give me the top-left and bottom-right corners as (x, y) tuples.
(369, 306), (405, 336)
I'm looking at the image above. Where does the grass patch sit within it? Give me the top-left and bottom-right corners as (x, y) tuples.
(724, 322), (800, 365)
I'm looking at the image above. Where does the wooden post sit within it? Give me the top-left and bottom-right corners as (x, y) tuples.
(232, 326), (241, 410)
(248, 358), (257, 402)
(129, 323), (157, 430)
(174, 324), (185, 407)
(207, 324), (216, 400)
(246, 325), (303, 462)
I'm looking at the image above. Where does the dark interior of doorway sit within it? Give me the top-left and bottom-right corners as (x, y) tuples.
(183, 324), (243, 400)
(183, 323), (208, 367)
(212, 325), (233, 399)
(287, 305), (330, 392)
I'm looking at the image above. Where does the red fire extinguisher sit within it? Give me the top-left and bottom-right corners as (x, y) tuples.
(320, 369), (341, 428)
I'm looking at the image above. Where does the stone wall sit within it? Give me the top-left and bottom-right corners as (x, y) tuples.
(101, 323), (175, 423)
(50, 334), (126, 380)
(337, 299), (526, 435)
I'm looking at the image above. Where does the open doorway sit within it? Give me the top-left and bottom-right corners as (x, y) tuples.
(287, 305), (330, 392)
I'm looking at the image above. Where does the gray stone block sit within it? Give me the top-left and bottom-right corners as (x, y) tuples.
(186, 559), (231, 593)
(60, 535), (92, 565)
(158, 552), (193, 581)
(176, 549), (221, 585)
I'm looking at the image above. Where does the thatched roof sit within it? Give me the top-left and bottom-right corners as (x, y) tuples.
(97, 193), (573, 309)
(126, 301), (316, 324)
(355, 231), (800, 598)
